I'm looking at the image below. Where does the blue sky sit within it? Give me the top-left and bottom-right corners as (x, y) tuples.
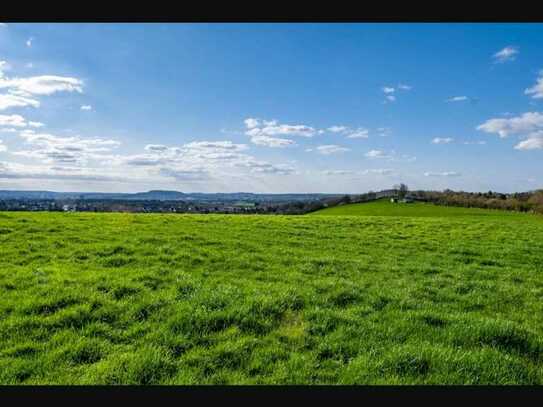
(0, 23), (542, 193)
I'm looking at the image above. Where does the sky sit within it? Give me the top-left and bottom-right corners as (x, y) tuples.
(0, 23), (542, 194)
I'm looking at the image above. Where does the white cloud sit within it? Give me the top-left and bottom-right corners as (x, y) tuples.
(316, 145), (350, 155)
(244, 118), (260, 129)
(327, 125), (369, 139)
(81, 105), (92, 111)
(0, 115), (44, 130)
(365, 149), (390, 159)
(0, 23), (7, 27)
(346, 128), (369, 139)
(0, 114), (27, 127)
(158, 167), (210, 181)
(514, 131), (543, 150)
(244, 117), (314, 147)
(0, 75), (83, 96)
(15, 131), (121, 165)
(327, 125), (348, 133)
(446, 96), (469, 102)
(432, 137), (454, 144)
(250, 135), (295, 148)
(124, 139), (295, 179)
(385, 95), (396, 102)
(493, 46), (519, 63)
(0, 162), (128, 182)
(245, 121), (315, 138)
(477, 112), (543, 138)
(382, 84), (410, 102)
(0, 93), (40, 110)
(26, 38), (33, 47)
(144, 144), (169, 152)
(0, 140), (6, 152)
(525, 71), (543, 99)
(0, 61), (11, 77)
(424, 171), (461, 177)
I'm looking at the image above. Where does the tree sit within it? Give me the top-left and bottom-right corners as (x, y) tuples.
(393, 183), (409, 199)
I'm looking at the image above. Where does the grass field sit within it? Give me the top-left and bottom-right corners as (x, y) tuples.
(312, 198), (528, 217)
(1, 200), (543, 384)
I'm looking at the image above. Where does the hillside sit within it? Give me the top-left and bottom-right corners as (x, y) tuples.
(311, 198), (531, 218)
(1, 208), (543, 384)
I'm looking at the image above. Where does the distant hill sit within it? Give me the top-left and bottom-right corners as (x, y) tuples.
(0, 189), (341, 202)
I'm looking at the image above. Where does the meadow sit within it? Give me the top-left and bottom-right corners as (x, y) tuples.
(1, 200), (543, 384)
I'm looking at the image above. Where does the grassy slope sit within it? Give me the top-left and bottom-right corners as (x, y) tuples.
(0, 205), (542, 384)
(311, 198), (528, 217)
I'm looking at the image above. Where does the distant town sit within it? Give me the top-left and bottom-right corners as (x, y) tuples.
(1, 187), (541, 215)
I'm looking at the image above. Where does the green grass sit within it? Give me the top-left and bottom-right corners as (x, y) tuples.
(312, 198), (530, 217)
(0, 203), (542, 384)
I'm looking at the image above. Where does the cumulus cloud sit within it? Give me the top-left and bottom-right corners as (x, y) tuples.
(477, 112), (543, 150)
(397, 84), (412, 91)
(493, 46), (519, 63)
(26, 37), (33, 48)
(15, 131), (121, 165)
(0, 63), (83, 111)
(124, 139), (296, 180)
(0, 114), (44, 129)
(525, 71), (543, 99)
(243, 161), (295, 175)
(0, 93), (40, 110)
(0, 114), (27, 127)
(81, 105), (92, 111)
(158, 167), (210, 181)
(244, 118), (260, 129)
(244, 117), (315, 147)
(477, 112), (543, 138)
(514, 131), (543, 150)
(424, 171), (461, 177)
(0, 75), (83, 96)
(144, 144), (169, 152)
(250, 135), (295, 148)
(316, 145), (350, 155)
(432, 137), (454, 144)
(382, 87), (395, 94)
(244, 118), (314, 137)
